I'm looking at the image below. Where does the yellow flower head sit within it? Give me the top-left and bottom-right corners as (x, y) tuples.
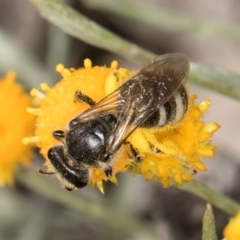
(25, 58), (219, 192)
(128, 96), (220, 187)
(0, 72), (35, 186)
(224, 211), (240, 240)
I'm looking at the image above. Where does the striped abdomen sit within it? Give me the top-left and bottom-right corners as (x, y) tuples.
(141, 86), (188, 128)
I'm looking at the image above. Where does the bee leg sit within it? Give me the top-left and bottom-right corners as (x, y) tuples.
(126, 142), (142, 162)
(104, 168), (112, 178)
(75, 91), (96, 107)
(65, 186), (74, 191)
(149, 143), (161, 154)
(53, 130), (65, 140)
(38, 169), (55, 175)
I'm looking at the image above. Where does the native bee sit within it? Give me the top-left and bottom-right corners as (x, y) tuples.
(40, 53), (190, 190)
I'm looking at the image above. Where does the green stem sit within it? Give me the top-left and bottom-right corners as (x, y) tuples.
(83, 0), (240, 42)
(179, 180), (240, 216)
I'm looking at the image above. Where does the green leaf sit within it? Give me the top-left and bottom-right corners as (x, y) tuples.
(202, 204), (218, 240)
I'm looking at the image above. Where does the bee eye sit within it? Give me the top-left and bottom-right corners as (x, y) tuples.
(69, 118), (78, 129)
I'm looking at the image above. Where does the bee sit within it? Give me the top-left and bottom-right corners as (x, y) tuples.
(40, 53), (190, 190)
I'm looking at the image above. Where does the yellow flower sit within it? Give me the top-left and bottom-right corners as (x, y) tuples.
(25, 59), (219, 192)
(128, 96), (219, 187)
(0, 72), (35, 186)
(224, 211), (240, 240)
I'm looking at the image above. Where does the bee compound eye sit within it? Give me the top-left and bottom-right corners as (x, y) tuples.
(47, 146), (63, 162)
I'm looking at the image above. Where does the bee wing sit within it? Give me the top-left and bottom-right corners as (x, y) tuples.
(78, 53), (189, 155)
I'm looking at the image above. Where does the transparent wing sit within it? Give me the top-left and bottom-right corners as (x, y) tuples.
(77, 53), (190, 155)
